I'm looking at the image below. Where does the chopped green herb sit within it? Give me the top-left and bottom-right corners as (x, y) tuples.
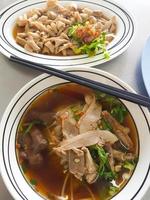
(95, 91), (128, 123)
(70, 104), (83, 121)
(111, 105), (128, 124)
(101, 118), (112, 131)
(68, 23), (110, 58)
(30, 179), (37, 186)
(19, 124), (24, 132)
(68, 23), (82, 38)
(123, 160), (136, 171)
(108, 185), (119, 196)
(24, 123), (34, 135)
(89, 145), (116, 181)
(73, 34), (109, 58)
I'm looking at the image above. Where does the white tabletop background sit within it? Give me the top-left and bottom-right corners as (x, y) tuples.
(0, 0), (150, 199)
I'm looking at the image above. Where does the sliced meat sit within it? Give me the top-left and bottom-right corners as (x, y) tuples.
(18, 135), (44, 166)
(102, 111), (133, 150)
(112, 149), (135, 162)
(48, 125), (62, 146)
(93, 11), (103, 18)
(47, 0), (58, 8)
(115, 130), (133, 150)
(30, 21), (48, 32)
(30, 127), (48, 153)
(24, 43), (34, 52)
(45, 41), (55, 53)
(78, 94), (102, 134)
(82, 7), (93, 15)
(26, 38), (41, 52)
(57, 43), (73, 54)
(68, 148), (85, 180)
(54, 130), (118, 152)
(57, 109), (79, 139)
(16, 36), (26, 47)
(94, 130), (118, 144)
(55, 131), (100, 152)
(83, 147), (98, 184)
(17, 14), (28, 27)
(102, 111), (130, 134)
(105, 143), (115, 171)
(47, 11), (57, 19)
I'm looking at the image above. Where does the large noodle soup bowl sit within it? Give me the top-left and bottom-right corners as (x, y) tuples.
(0, 67), (150, 200)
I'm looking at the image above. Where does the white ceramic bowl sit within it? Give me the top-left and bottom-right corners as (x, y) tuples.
(0, 0), (134, 68)
(0, 67), (150, 200)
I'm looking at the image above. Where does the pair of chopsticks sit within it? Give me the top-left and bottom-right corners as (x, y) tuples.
(10, 56), (150, 108)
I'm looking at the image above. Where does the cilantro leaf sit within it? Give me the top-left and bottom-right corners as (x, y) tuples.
(89, 145), (116, 181)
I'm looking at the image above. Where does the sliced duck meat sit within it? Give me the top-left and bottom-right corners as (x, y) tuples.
(18, 127), (48, 166)
(54, 130), (118, 152)
(30, 127), (48, 153)
(68, 148), (85, 180)
(57, 108), (79, 139)
(102, 111), (130, 134)
(83, 147), (98, 184)
(78, 94), (102, 134)
(105, 143), (115, 171)
(61, 113), (79, 139)
(53, 146), (68, 169)
(112, 149), (135, 162)
(47, 121), (62, 147)
(102, 111), (133, 150)
(115, 130), (133, 150)
(27, 110), (55, 124)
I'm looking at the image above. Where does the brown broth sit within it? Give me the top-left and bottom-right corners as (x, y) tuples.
(17, 83), (139, 200)
(13, 24), (25, 38)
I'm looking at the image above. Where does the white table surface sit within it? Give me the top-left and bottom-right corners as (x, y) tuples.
(0, 0), (150, 199)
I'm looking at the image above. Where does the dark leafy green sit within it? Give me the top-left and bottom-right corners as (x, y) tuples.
(95, 91), (128, 123)
(111, 105), (128, 124)
(30, 179), (38, 186)
(89, 145), (116, 181)
(108, 185), (119, 196)
(101, 118), (112, 131)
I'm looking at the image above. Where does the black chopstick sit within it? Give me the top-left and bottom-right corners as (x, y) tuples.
(10, 56), (150, 108)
